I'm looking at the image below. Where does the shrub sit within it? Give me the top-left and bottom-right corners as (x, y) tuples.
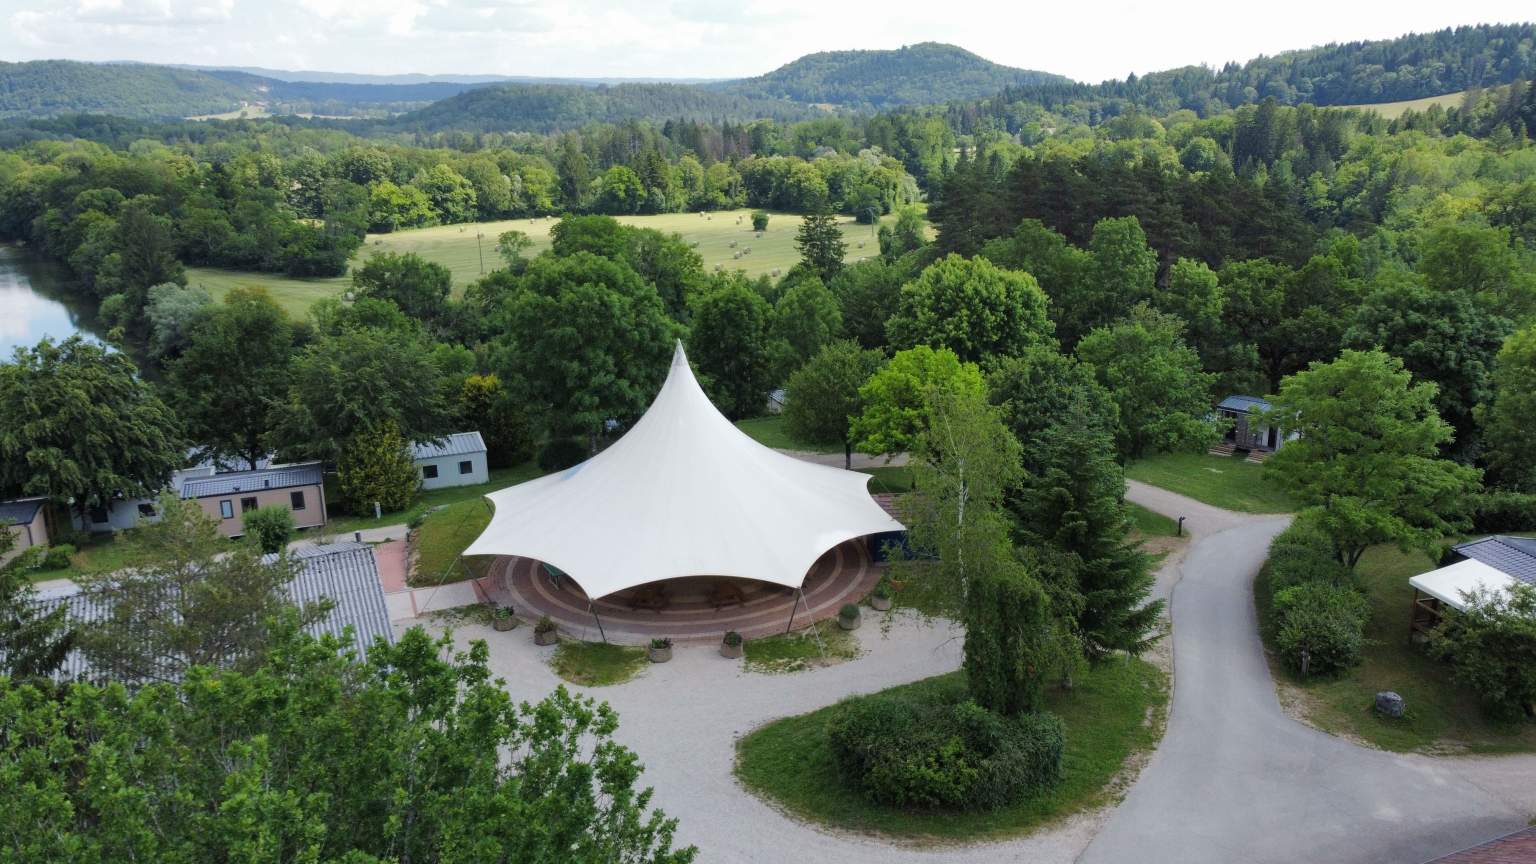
(41, 544), (75, 570)
(1, 546), (46, 574)
(1429, 583), (1536, 720)
(243, 506), (296, 554)
(964, 566), (1052, 715)
(650, 637), (672, 650)
(722, 631), (742, 647)
(751, 210), (769, 231)
(537, 438), (588, 472)
(827, 693), (1064, 811)
(338, 422), (418, 515)
(1272, 583), (1370, 677)
(1467, 491), (1536, 534)
(493, 605), (514, 620)
(1266, 510), (1350, 592)
(839, 603), (860, 620)
(534, 615), (556, 634)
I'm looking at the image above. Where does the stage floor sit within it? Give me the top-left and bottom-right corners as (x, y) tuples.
(483, 539), (882, 644)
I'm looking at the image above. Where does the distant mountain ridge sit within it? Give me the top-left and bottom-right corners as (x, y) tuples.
(712, 42), (1072, 108)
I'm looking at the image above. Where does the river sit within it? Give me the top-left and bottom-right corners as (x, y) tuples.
(0, 244), (106, 357)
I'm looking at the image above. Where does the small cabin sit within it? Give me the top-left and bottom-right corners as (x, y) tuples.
(1215, 394), (1287, 452)
(411, 432), (489, 491)
(180, 462), (328, 539)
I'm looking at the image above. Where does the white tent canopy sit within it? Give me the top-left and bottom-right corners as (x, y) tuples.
(1409, 558), (1520, 612)
(464, 342), (904, 599)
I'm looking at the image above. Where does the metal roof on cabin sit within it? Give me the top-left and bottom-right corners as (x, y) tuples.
(180, 463), (325, 499)
(26, 542), (394, 682)
(1452, 535), (1536, 586)
(1216, 394), (1272, 414)
(409, 431), (486, 460)
(1419, 826), (1536, 864)
(0, 498), (45, 525)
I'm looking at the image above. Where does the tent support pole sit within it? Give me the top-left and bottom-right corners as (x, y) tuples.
(784, 588), (803, 634)
(588, 601), (608, 644)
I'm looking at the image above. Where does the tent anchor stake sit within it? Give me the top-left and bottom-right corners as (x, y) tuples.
(784, 587), (803, 634)
(588, 601), (608, 644)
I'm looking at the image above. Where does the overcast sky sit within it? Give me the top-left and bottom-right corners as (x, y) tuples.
(2, 0), (1530, 83)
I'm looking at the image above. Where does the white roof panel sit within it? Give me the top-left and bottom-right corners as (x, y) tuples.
(1409, 558), (1520, 611)
(464, 343), (904, 598)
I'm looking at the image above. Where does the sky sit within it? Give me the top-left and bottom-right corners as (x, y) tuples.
(1, 0), (1531, 83)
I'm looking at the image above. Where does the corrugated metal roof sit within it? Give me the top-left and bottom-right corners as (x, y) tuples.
(1216, 394), (1272, 414)
(410, 431), (486, 460)
(180, 463), (324, 499)
(28, 542), (394, 681)
(1452, 535), (1536, 586)
(0, 498), (45, 525)
(1420, 827), (1536, 864)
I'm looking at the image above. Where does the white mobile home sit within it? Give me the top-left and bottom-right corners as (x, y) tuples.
(412, 432), (489, 490)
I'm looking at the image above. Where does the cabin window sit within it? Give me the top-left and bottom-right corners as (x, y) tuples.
(458, 460), (473, 475)
(240, 497), (258, 514)
(290, 490), (306, 510)
(89, 505), (109, 524)
(219, 500), (234, 520)
(422, 464), (439, 479)
(137, 503), (156, 518)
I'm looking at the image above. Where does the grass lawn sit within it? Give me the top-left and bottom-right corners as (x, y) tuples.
(550, 641), (650, 687)
(1256, 545), (1536, 754)
(743, 619), (861, 673)
(1127, 502), (1179, 537)
(410, 497), (494, 586)
(1338, 90), (1469, 119)
(734, 659), (1167, 840)
(1125, 452), (1294, 514)
(325, 463), (545, 535)
(734, 415), (839, 454)
(859, 465), (913, 493)
(32, 528), (160, 581)
(191, 210), (895, 317)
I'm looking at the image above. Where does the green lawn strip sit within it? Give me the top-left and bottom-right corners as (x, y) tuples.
(325, 463), (544, 535)
(734, 660), (1167, 841)
(410, 498), (493, 587)
(858, 465), (913, 493)
(734, 415), (840, 454)
(1126, 502), (1178, 537)
(550, 641), (650, 687)
(743, 619), (860, 673)
(1125, 452), (1294, 514)
(1256, 545), (1536, 754)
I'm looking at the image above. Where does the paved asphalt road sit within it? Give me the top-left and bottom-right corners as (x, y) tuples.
(1082, 483), (1533, 864)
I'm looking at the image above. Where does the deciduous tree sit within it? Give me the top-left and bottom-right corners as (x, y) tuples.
(782, 340), (885, 468)
(886, 253), (1054, 362)
(851, 346), (985, 458)
(1074, 310), (1217, 460)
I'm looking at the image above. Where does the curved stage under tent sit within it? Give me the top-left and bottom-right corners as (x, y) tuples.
(482, 539), (882, 645)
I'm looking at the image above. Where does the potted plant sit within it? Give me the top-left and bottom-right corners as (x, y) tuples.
(649, 637), (673, 663)
(720, 630), (744, 659)
(492, 605), (516, 631)
(533, 615), (559, 645)
(869, 580), (893, 612)
(838, 603), (861, 631)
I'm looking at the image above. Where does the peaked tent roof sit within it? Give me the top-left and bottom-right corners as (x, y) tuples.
(464, 342), (904, 599)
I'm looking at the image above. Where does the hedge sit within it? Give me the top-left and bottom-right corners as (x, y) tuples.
(1467, 491), (1536, 534)
(1264, 509), (1369, 676)
(826, 693), (1063, 811)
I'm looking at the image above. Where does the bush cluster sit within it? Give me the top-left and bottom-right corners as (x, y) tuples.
(1264, 510), (1370, 677)
(537, 438), (588, 472)
(1466, 491), (1536, 534)
(827, 693), (1063, 811)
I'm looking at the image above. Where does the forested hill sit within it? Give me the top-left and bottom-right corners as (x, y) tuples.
(0, 61), (254, 119)
(979, 23), (1536, 118)
(713, 42), (1070, 108)
(382, 82), (827, 133)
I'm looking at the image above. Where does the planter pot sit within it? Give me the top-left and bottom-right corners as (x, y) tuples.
(534, 629), (559, 646)
(719, 641), (743, 659)
(838, 614), (861, 631)
(492, 616), (516, 632)
(870, 595), (892, 612)
(649, 646), (673, 663)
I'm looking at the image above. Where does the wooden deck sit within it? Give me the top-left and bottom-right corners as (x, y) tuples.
(483, 539), (883, 645)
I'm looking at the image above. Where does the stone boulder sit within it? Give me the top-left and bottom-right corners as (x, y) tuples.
(1374, 691), (1405, 719)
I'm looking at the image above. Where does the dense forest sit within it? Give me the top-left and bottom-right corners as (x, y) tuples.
(711, 43), (1068, 109)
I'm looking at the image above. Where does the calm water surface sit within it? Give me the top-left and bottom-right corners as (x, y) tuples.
(0, 244), (104, 357)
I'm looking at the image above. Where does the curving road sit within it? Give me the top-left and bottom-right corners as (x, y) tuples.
(1082, 482), (1535, 864)
(416, 478), (1535, 863)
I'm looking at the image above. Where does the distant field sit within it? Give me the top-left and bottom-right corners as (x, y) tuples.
(1337, 91), (1467, 119)
(188, 209), (893, 318)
